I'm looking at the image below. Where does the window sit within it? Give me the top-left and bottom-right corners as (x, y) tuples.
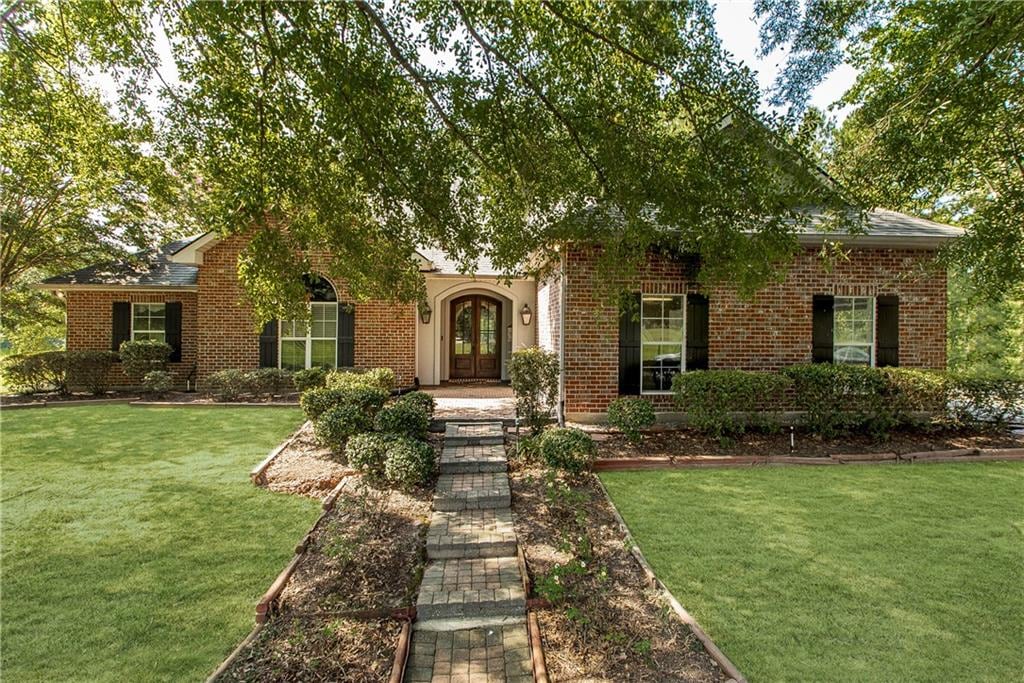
(131, 303), (166, 343)
(641, 294), (685, 393)
(834, 296), (875, 365)
(280, 302), (338, 370)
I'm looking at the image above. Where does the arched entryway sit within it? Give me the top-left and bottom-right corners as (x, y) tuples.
(449, 294), (502, 379)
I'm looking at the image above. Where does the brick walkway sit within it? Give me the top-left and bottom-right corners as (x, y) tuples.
(406, 422), (532, 683)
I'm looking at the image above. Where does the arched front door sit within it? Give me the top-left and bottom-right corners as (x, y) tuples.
(450, 295), (501, 379)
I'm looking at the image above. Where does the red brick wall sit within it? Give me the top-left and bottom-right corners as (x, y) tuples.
(65, 290), (198, 388)
(195, 234), (417, 385)
(561, 246), (948, 417)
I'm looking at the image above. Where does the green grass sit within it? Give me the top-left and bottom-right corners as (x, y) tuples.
(601, 464), (1024, 682)
(1, 405), (319, 682)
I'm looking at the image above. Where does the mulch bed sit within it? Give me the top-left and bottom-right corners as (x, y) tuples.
(508, 441), (724, 683)
(262, 421), (355, 497)
(0, 391), (139, 405)
(220, 482), (431, 682)
(594, 425), (1023, 459)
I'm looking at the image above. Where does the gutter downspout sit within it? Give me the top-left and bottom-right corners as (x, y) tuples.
(558, 249), (567, 427)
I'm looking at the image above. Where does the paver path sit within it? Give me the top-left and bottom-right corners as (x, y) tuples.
(406, 422), (532, 683)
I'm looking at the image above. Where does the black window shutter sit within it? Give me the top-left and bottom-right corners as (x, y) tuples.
(876, 295), (899, 367)
(258, 320), (278, 368)
(618, 293), (641, 395)
(112, 302), (131, 355)
(812, 295), (834, 363)
(337, 304), (355, 367)
(164, 302), (183, 362)
(686, 293), (710, 370)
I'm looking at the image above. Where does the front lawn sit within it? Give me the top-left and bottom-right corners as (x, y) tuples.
(601, 463), (1024, 682)
(1, 405), (319, 682)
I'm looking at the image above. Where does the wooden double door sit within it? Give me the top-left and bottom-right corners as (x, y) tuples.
(450, 295), (501, 379)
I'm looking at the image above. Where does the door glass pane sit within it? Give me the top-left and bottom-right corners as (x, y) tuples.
(311, 339), (335, 368)
(454, 301), (473, 355)
(281, 340), (306, 370)
(480, 300), (497, 355)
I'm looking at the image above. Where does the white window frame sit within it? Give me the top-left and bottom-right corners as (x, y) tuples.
(278, 302), (339, 370)
(130, 302), (167, 343)
(833, 295), (876, 367)
(640, 293), (687, 395)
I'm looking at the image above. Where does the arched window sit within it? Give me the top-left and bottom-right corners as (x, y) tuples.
(280, 275), (340, 370)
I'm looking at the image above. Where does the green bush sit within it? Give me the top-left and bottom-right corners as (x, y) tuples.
(383, 436), (436, 489)
(346, 432), (394, 481)
(119, 340), (172, 378)
(314, 402), (374, 453)
(514, 433), (542, 463)
(65, 350), (117, 395)
(947, 374), (1024, 427)
(375, 400), (430, 438)
(397, 390), (435, 418)
(248, 368), (294, 397)
(293, 367), (328, 392)
(607, 397), (656, 443)
(300, 385), (389, 421)
(539, 427), (596, 475)
(142, 370), (173, 395)
(881, 368), (949, 426)
(2, 353), (50, 394)
(205, 369), (252, 402)
(673, 370), (792, 439)
(783, 364), (897, 438)
(326, 367), (396, 393)
(509, 347), (559, 434)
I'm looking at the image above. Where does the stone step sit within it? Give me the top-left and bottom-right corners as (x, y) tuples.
(404, 625), (533, 682)
(434, 472), (511, 511)
(427, 508), (517, 559)
(439, 443), (507, 474)
(444, 421), (505, 446)
(416, 557), (527, 623)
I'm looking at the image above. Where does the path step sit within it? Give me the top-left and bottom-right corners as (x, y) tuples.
(426, 508), (517, 559)
(416, 557), (526, 622)
(444, 421), (504, 446)
(404, 625), (533, 682)
(440, 443), (507, 474)
(434, 472), (510, 511)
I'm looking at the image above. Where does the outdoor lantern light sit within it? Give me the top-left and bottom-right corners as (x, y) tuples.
(520, 303), (532, 326)
(419, 302), (432, 324)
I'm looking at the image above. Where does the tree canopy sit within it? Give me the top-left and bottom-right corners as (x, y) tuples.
(5, 0), (851, 325)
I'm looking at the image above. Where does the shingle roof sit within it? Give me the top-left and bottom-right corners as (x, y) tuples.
(38, 235), (204, 289)
(416, 247), (503, 276)
(799, 208), (964, 240)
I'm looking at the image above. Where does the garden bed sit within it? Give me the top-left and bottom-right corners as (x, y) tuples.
(261, 421), (355, 497)
(508, 443), (724, 682)
(219, 483), (431, 682)
(0, 390), (140, 406)
(593, 425), (1022, 459)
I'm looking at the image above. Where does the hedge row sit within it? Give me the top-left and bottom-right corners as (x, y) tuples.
(2, 340), (173, 395)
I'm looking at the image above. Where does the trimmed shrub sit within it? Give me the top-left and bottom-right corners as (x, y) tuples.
(947, 374), (1024, 427)
(375, 400), (430, 438)
(509, 347), (559, 434)
(326, 367), (396, 393)
(248, 368), (294, 397)
(673, 370), (793, 439)
(346, 432), (394, 481)
(119, 340), (172, 378)
(314, 402), (375, 453)
(881, 368), (949, 426)
(783, 364), (896, 438)
(384, 436), (436, 489)
(300, 385), (389, 421)
(142, 370), (173, 395)
(66, 350), (117, 395)
(293, 366), (328, 392)
(205, 369), (252, 402)
(607, 397), (656, 443)
(2, 353), (53, 394)
(539, 427), (596, 475)
(397, 390), (435, 418)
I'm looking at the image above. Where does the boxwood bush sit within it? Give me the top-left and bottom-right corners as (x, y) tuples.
(397, 390), (435, 418)
(326, 367), (396, 393)
(247, 368), (294, 397)
(606, 397), (656, 443)
(142, 370), (173, 396)
(2, 351), (68, 394)
(66, 350), (118, 395)
(383, 436), (436, 489)
(539, 427), (596, 475)
(119, 340), (172, 378)
(374, 400), (430, 438)
(205, 369), (252, 402)
(314, 402), (375, 454)
(299, 385), (388, 421)
(783, 364), (898, 438)
(672, 370), (792, 439)
(346, 432), (394, 481)
(293, 367), (328, 392)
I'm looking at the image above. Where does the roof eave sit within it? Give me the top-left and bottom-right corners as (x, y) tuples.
(795, 233), (961, 249)
(34, 283), (199, 292)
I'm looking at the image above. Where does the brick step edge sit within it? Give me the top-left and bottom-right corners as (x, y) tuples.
(433, 494), (512, 511)
(443, 436), (505, 446)
(416, 598), (527, 622)
(439, 461), (508, 475)
(426, 540), (518, 560)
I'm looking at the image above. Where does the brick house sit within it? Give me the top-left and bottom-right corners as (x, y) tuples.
(39, 209), (960, 421)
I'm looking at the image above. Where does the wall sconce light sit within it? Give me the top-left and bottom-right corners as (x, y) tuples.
(418, 302), (432, 325)
(520, 303), (533, 326)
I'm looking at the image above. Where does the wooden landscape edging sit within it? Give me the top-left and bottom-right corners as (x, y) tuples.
(593, 447), (1024, 472)
(593, 477), (748, 683)
(132, 399), (299, 408)
(0, 397), (139, 410)
(249, 421), (310, 485)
